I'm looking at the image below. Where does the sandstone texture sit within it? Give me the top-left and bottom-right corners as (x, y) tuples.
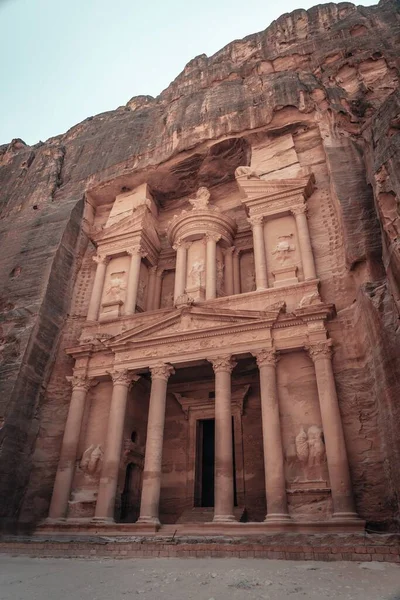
(0, 0), (400, 534)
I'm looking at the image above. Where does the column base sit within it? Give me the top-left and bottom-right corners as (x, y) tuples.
(212, 514), (237, 523)
(264, 513), (291, 522)
(332, 512), (360, 520)
(91, 517), (115, 524)
(137, 516), (161, 526)
(45, 517), (67, 524)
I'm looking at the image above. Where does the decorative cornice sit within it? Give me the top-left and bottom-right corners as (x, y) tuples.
(209, 355), (237, 374)
(253, 348), (278, 368)
(306, 340), (333, 362)
(150, 363), (175, 381)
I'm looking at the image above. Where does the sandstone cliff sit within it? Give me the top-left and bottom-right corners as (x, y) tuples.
(0, 0), (399, 530)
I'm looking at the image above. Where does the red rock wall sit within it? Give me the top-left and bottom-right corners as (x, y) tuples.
(1, 0), (400, 530)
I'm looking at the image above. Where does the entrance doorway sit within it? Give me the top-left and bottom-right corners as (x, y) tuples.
(120, 463), (142, 522)
(194, 418), (237, 508)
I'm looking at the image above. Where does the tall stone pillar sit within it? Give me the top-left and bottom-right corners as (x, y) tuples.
(253, 349), (290, 521)
(233, 248), (241, 295)
(153, 268), (164, 311)
(146, 266), (157, 312)
(125, 246), (144, 315)
(292, 206), (317, 280)
(94, 370), (139, 522)
(87, 255), (109, 321)
(223, 247), (234, 296)
(205, 234), (220, 300)
(307, 342), (358, 518)
(48, 374), (91, 520)
(138, 363), (175, 525)
(173, 240), (189, 302)
(248, 216), (268, 290)
(210, 356), (236, 522)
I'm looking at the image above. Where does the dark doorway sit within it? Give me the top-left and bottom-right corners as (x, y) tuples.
(120, 463), (142, 522)
(194, 418), (238, 508)
(200, 419), (215, 507)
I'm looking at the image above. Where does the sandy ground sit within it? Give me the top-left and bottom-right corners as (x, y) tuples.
(0, 555), (399, 600)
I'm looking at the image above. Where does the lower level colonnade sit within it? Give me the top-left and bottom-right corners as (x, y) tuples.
(48, 342), (359, 526)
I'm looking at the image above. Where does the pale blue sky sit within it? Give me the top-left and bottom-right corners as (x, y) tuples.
(0, 0), (377, 145)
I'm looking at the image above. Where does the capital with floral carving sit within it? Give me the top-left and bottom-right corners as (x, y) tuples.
(127, 245), (147, 259)
(151, 363), (175, 381)
(205, 233), (222, 243)
(66, 374), (92, 392)
(291, 204), (307, 216)
(209, 355), (237, 374)
(247, 215), (264, 227)
(172, 239), (192, 252)
(306, 340), (333, 363)
(222, 246), (235, 256)
(253, 348), (279, 368)
(108, 369), (140, 388)
(92, 254), (110, 266)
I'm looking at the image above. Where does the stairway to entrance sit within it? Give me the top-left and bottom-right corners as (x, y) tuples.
(176, 506), (245, 524)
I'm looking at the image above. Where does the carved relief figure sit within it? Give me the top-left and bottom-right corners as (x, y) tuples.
(216, 259), (224, 296)
(80, 445), (103, 476)
(188, 187), (211, 210)
(288, 425), (327, 482)
(298, 291), (321, 308)
(272, 234), (295, 264)
(245, 271), (256, 292)
(161, 291), (174, 308)
(105, 271), (126, 301)
(189, 260), (205, 287)
(137, 278), (147, 304)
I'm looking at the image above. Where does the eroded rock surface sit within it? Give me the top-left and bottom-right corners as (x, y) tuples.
(0, 0), (399, 531)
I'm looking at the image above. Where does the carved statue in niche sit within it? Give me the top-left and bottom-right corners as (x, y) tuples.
(188, 187), (211, 210)
(217, 259), (224, 296)
(287, 425), (326, 483)
(161, 291), (174, 308)
(80, 444), (103, 476)
(189, 260), (205, 287)
(272, 234), (295, 264)
(105, 271), (126, 301)
(245, 271), (256, 292)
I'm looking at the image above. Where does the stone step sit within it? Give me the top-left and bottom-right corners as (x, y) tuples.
(176, 506), (245, 524)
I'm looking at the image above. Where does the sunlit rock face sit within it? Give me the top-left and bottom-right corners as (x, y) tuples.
(0, 0), (399, 534)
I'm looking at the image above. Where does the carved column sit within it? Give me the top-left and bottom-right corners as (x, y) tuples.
(153, 268), (164, 311)
(233, 248), (241, 295)
(146, 266), (157, 312)
(254, 349), (290, 521)
(138, 363), (175, 525)
(205, 234), (220, 300)
(87, 255), (109, 321)
(292, 205), (317, 280)
(94, 370), (139, 522)
(307, 342), (358, 518)
(223, 247), (235, 296)
(125, 246), (145, 315)
(210, 355), (237, 522)
(248, 216), (268, 290)
(48, 375), (91, 520)
(173, 240), (189, 303)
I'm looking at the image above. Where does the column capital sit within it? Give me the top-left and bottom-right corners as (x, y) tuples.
(149, 265), (158, 275)
(233, 247), (241, 258)
(205, 233), (222, 243)
(248, 215), (264, 227)
(173, 239), (191, 251)
(291, 204), (307, 216)
(92, 254), (110, 266)
(108, 369), (140, 388)
(66, 374), (92, 392)
(209, 355), (237, 374)
(253, 348), (279, 368)
(156, 266), (165, 278)
(306, 340), (333, 362)
(150, 363), (175, 381)
(127, 245), (147, 258)
(222, 246), (235, 256)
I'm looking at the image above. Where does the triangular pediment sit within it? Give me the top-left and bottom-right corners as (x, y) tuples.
(107, 305), (282, 348)
(91, 206), (156, 243)
(237, 173), (315, 201)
